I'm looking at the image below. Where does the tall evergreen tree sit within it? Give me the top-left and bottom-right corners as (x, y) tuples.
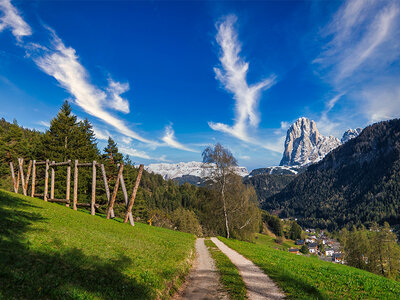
(103, 137), (123, 164)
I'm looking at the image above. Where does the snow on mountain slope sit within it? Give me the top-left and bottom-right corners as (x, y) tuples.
(341, 128), (363, 143)
(145, 161), (249, 180)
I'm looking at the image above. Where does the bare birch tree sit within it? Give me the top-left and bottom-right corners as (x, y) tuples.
(202, 143), (261, 239)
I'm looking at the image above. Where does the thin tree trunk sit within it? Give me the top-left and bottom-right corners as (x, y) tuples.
(221, 172), (230, 239)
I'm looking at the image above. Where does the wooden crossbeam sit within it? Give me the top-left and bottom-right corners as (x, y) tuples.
(49, 161), (71, 167)
(48, 198), (71, 204)
(76, 202), (100, 208)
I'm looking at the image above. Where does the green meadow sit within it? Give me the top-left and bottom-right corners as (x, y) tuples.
(0, 189), (195, 299)
(219, 236), (400, 299)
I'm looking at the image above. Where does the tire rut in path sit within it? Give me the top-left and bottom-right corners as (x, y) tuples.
(174, 238), (228, 300)
(211, 237), (285, 300)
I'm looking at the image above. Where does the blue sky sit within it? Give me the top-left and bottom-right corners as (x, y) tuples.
(1, 0), (399, 170)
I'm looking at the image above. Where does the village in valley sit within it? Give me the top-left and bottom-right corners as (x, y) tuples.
(289, 229), (343, 264)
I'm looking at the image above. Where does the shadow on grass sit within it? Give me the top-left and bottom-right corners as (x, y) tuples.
(0, 191), (153, 299)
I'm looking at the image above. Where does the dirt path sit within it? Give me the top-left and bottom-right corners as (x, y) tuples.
(174, 238), (228, 300)
(211, 237), (285, 300)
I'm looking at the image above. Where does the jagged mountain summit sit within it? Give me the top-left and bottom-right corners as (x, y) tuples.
(265, 118), (400, 230)
(341, 128), (363, 143)
(280, 117), (341, 166)
(145, 161), (249, 181)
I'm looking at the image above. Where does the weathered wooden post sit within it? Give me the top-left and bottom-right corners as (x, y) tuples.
(91, 160), (96, 215)
(18, 158), (27, 196)
(24, 160), (32, 195)
(10, 161), (18, 193)
(44, 159), (49, 201)
(66, 160), (71, 207)
(124, 164), (144, 224)
(107, 163), (124, 219)
(50, 161), (55, 200)
(100, 163), (114, 218)
(73, 160), (78, 210)
(31, 160), (36, 197)
(118, 164), (134, 226)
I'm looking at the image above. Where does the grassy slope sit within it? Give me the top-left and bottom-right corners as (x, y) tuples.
(0, 190), (195, 299)
(219, 237), (400, 299)
(255, 233), (296, 250)
(205, 239), (247, 300)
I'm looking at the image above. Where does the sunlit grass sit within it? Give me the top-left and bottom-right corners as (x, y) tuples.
(0, 189), (195, 299)
(219, 237), (400, 299)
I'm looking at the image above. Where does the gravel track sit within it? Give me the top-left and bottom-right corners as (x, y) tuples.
(211, 237), (285, 300)
(174, 238), (228, 300)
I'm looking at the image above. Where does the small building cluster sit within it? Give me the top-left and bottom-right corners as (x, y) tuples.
(289, 229), (344, 264)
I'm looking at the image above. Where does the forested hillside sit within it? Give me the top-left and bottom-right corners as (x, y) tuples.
(0, 101), (260, 239)
(243, 174), (294, 205)
(265, 119), (400, 231)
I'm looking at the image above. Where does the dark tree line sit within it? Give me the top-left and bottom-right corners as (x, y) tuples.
(0, 101), (261, 239)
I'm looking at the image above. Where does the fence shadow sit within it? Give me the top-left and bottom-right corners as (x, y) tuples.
(0, 191), (153, 299)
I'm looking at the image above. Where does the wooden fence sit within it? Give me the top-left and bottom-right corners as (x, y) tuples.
(10, 158), (144, 226)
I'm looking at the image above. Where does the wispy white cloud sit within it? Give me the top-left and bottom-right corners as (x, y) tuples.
(119, 146), (170, 162)
(162, 124), (197, 152)
(121, 136), (133, 145)
(106, 78), (130, 113)
(0, 0), (31, 40)
(38, 120), (50, 128)
(209, 14), (276, 142)
(119, 146), (152, 160)
(315, 0), (399, 82)
(314, 0), (400, 124)
(317, 93), (344, 136)
(28, 27), (157, 145)
(92, 126), (110, 141)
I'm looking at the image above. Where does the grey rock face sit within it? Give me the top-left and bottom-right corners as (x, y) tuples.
(280, 117), (341, 166)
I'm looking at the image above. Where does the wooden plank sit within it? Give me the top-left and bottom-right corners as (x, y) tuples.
(24, 160), (32, 194)
(50, 161), (55, 200)
(123, 164), (144, 224)
(10, 162), (17, 193)
(119, 170), (134, 226)
(31, 160), (36, 197)
(49, 161), (71, 167)
(91, 160), (96, 215)
(66, 160), (71, 207)
(73, 160), (78, 210)
(18, 158), (27, 196)
(100, 164), (114, 218)
(76, 202), (99, 208)
(44, 160), (49, 201)
(48, 198), (71, 204)
(77, 162), (92, 167)
(107, 163), (124, 219)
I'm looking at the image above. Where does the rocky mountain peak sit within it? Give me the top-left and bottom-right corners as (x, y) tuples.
(341, 128), (363, 143)
(280, 117), (341, 166)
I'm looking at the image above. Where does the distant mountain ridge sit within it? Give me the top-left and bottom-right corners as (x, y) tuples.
(264, 118), (400, 231)
(145, 161), (249, 182)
